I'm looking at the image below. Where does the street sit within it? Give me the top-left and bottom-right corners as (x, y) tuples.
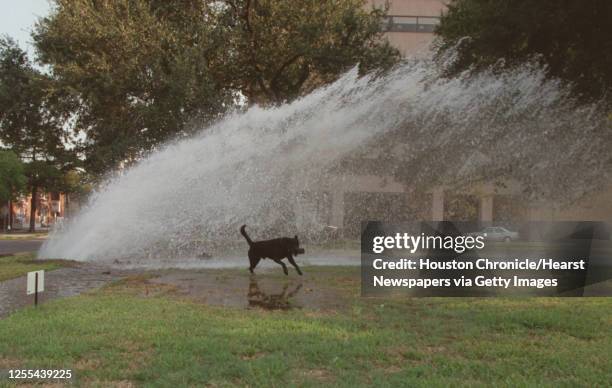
(0, 239), (44, 255)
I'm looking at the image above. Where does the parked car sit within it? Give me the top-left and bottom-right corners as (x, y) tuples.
(470, 226), (519, 242)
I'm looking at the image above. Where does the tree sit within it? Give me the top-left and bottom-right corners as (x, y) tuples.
(435, 0), (612, 101)
(0, 150), (26, 231)
(33, 0), (399, 174)
(0, 37), (73, 231)
(62, 169), (92, 197)
(33, 0), (235, 175)
(220, 0), (400, 104)
(0, 150), (26, 202)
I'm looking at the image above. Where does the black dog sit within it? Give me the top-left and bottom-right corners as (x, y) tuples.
(240, 225), (305, 275)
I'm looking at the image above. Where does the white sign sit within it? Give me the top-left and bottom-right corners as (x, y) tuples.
(27, 270), (45, 295)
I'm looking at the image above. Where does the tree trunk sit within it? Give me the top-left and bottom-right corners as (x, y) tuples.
(29, 186), (37, 232)
(8, 200), (13, 231)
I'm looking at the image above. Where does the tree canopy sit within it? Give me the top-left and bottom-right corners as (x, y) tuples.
(435, 0), (612, 101)
(0, 37), (71, 165)
(0, 37), (76, 230)
(33, 0), (399, 174)
(220, 0), (400, 104)
(33, 0), (234, 175)
(0, 150), (26, 203)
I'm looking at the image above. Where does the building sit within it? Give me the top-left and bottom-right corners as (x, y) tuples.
(372, 0), (447, 56)
(2, 191), (68, 232)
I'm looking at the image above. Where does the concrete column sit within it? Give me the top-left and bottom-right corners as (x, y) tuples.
(480, 196), (494, 222)
(330, 188), (345, 229)
(432, 188), (444, 221)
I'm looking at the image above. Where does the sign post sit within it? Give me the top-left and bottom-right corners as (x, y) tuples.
(27, 270), (45, 306)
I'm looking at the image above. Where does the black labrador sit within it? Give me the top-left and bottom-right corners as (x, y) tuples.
(240, 224), (305, 275)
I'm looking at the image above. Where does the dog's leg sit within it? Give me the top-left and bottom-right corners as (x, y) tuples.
(273, 259), (289, 275)
(287, 255), (303, 276)
(249, 253), (261, 274)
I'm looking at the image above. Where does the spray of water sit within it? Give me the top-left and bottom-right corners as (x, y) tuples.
(39, 51), (611, 264)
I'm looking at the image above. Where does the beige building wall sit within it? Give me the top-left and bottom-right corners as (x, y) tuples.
(370, 0), (448, 56)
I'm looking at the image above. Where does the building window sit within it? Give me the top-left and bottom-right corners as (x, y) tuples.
(383, 15), (440, 33)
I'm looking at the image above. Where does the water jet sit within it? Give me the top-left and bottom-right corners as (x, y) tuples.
(39, 52), (612, 266)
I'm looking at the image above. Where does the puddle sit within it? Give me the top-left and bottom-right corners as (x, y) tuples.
(1, 260), (357, 317)
(247, 278), (303, 310)
(150, 268), (351, 310)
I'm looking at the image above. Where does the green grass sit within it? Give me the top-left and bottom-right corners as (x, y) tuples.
(0, 267), (610, 386)
(0, 253), (71, 281)
(0, 233), (48, 240)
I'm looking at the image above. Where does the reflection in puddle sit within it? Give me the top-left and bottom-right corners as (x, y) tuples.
(247, 277), (302, 310)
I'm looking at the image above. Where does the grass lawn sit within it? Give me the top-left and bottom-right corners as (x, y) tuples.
(0, 267), (610, 386)
(0, 233), (48, 240)
(0, 253), (72, 281)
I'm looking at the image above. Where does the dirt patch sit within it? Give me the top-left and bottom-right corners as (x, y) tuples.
(383, 365), (403, 373)
(148, 268), (352, 311)
(0, 356), (22, 369)
(109, 274), (179, 298)
(240, 352), (267, 361)
(119, 340), (154, 371)
(296, 368), (333, 382)
(75, 357), (103, 371)
(90, 381), (135, 388)
(423, 345), (448, 354)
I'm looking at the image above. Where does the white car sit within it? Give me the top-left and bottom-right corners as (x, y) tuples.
(471, 226), (519, 242)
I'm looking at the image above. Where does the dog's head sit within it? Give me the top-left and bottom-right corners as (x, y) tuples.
(293, 235), (305, 255)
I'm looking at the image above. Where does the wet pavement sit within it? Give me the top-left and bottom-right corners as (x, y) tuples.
(0, 264), (134, 318)
(0, 239), (44, 255)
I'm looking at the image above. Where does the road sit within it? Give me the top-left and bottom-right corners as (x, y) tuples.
(0, 239), (44, 255)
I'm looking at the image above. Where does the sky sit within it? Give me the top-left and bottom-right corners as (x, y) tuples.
(0, 0), (52, 58)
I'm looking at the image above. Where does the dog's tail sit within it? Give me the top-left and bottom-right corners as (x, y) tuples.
(240, 224), (253, 246)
